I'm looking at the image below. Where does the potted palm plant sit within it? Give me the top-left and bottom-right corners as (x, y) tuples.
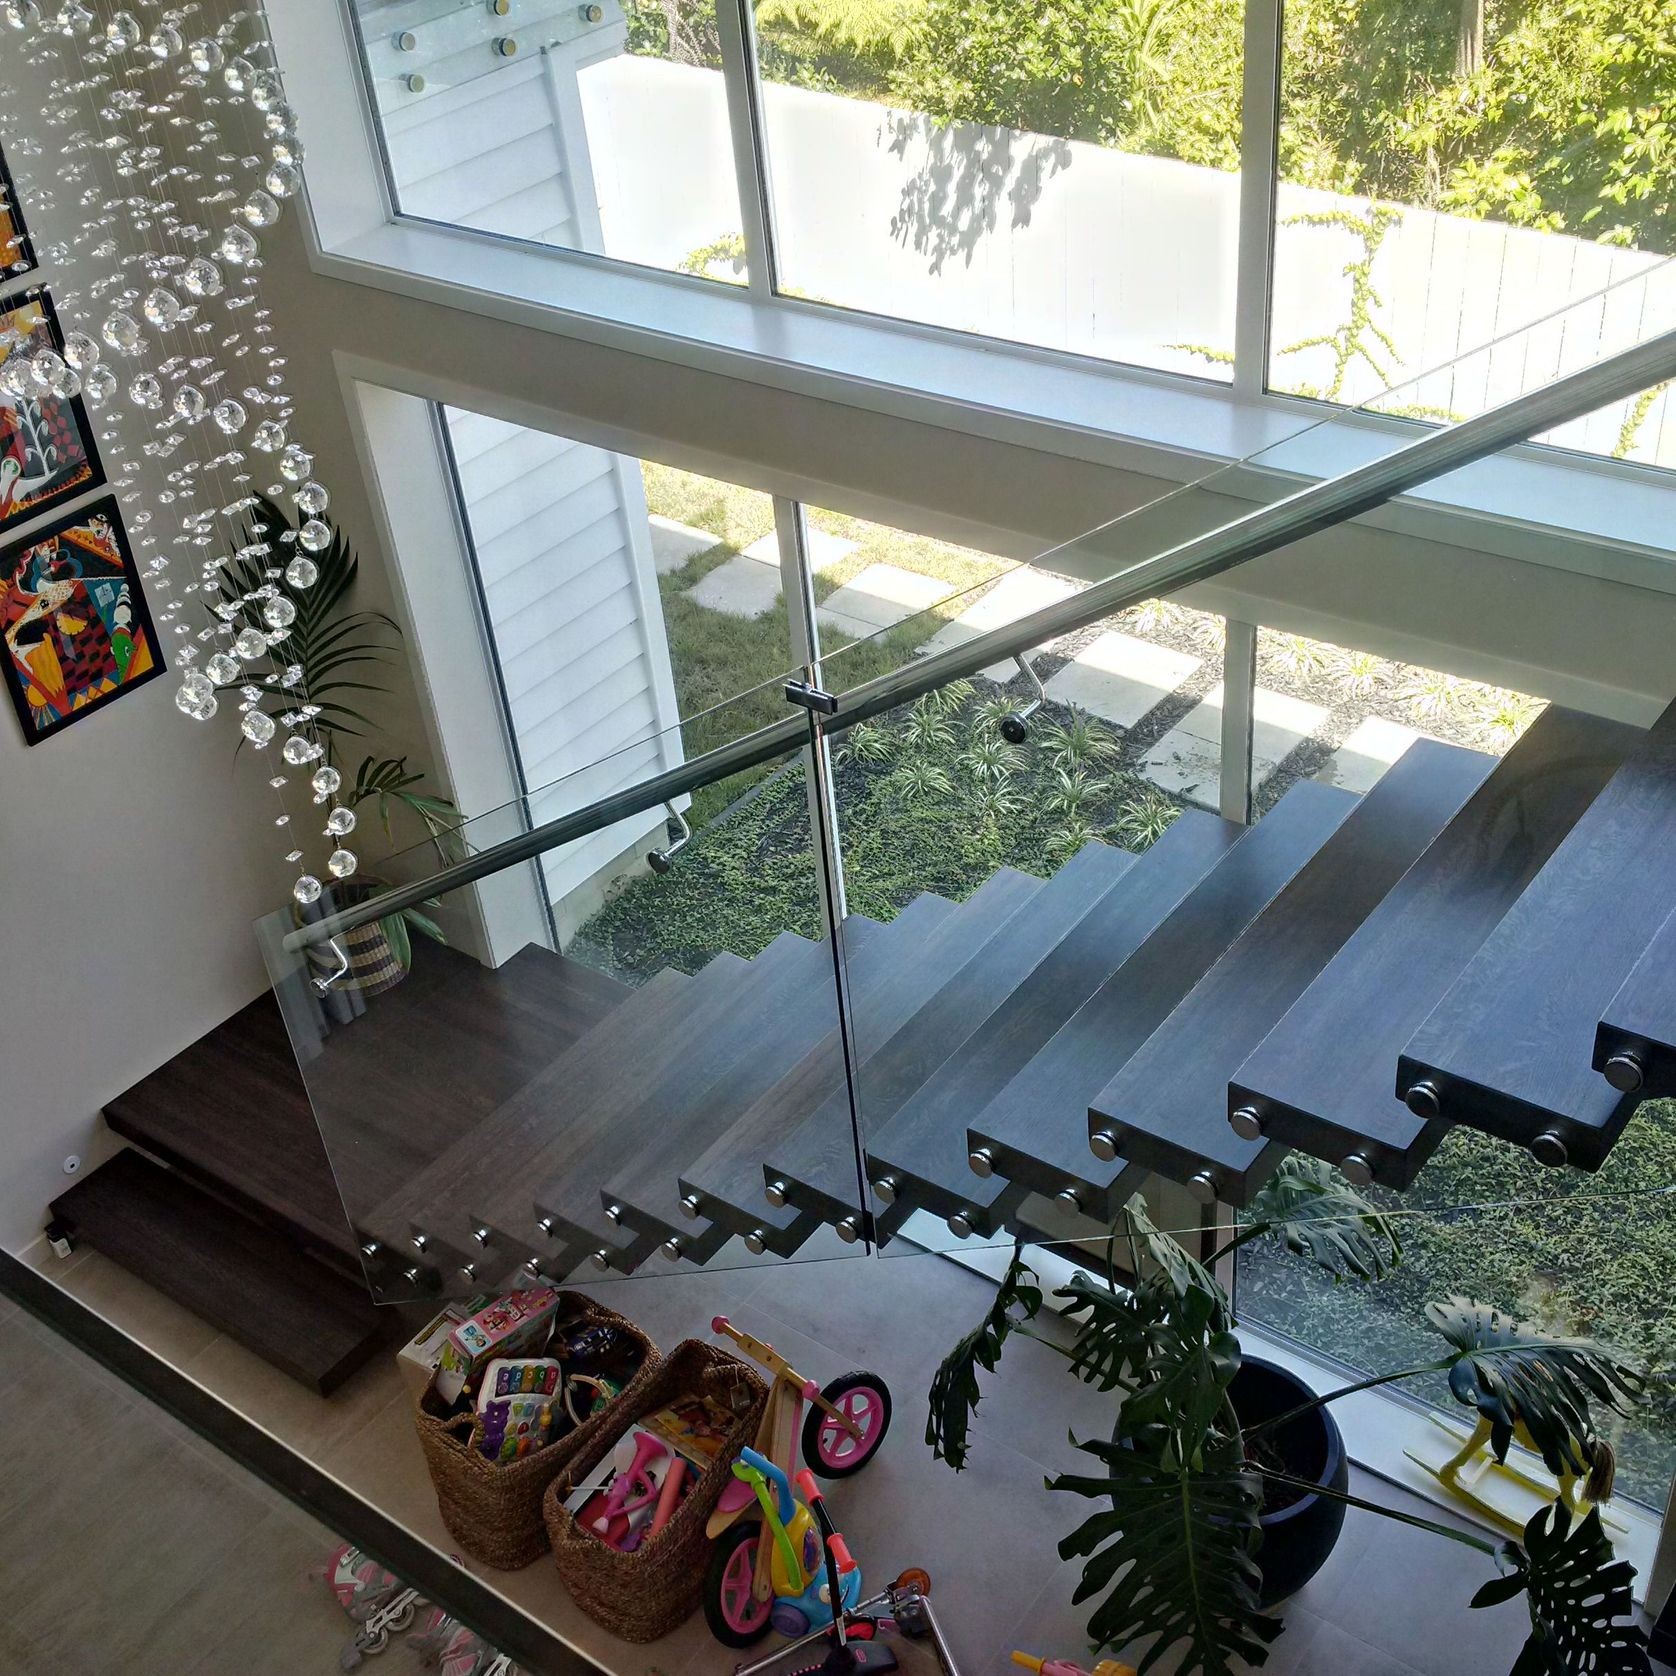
(927, 1157), (1653, 1674)
(213, 493), (463, 991)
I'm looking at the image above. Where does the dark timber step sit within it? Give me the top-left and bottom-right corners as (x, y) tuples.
(51, 1149), (389, 1394)
(1230, 708), (1641, 1187)
(1401, 695), (1676, 1170)
(1089, 739), (1497, 1204)
(676, 876), (1037, 1252)
(105, 943), (626, 1278)
(965, 784), (1351, 1224)
(755, 864), (1055, 1237)
(1596, 905), (1676, 1097)
(362, 959), (711, 1270)
(594, 916), (892, 1268)
(777, 840), (1137, 1229)
(860, 818), (1235, 1236)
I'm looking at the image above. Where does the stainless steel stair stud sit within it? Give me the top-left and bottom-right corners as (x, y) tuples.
(401, 1266), (421, 1285)
(1228, 1105), (1265, 1141)
(471, 1226), (492, 1247)
(1530, 1129), (1570, 1168)
(1404, 1080), (1443, 1121)
(1341, 1152), (1375, 1187)
(660, 1237), (684, 1262)
(1055, 1188), (1081, 1211)
(410, 1232), (428, 1252)
(947, 1211), (974, 1238)
(1089, 1129), (1120, 1163)
(588, 1249), (612, 1271)
(1186, 1170), (1218, 1204)
(871, 1176), (898, 1205)
(1603, 1051), (1646, 1094)
(967, 1147), (995, 1177)
(679, 1194), (703, 1220)
(604, 1203), (623, 1224)
(359, 1240), (381, 1260)
(537, 1216), (556, 1237)
(765, 1180), (789, 1207)
(743, 1230), (768, 1255)
(458, 1262), (477, 1282)
(835, 1216), (860, 1244)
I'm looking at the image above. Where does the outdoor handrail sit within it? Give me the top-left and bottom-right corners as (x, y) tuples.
(285, 325), (1676, 952)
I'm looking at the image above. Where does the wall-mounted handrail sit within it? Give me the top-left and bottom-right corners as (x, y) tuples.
(285, 326), (1676, 951)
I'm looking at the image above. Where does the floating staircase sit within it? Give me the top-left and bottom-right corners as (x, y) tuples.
(66, 697), (1676, 1320)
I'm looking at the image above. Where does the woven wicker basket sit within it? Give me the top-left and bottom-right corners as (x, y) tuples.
(543, 1339), (768, 1641)
(415, 1293), (660, 1570)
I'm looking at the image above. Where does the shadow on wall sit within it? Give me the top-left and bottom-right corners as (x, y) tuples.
(886, 111), (1072, 275)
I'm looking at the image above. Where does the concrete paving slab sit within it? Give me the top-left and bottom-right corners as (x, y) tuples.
(1316, 714), (1426, 794)
(918, 566), (1081, 678)
(1042, 629), (1200, 728)
(649, 514), (724, 574)
(685, 553), (782, 619)
(1141, 682), (1327, 804)
(817, 563), (954, 640)
(743, 527), (858, 574)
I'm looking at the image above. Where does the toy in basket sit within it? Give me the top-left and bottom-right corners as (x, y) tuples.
(703, 1316), (892, 1647)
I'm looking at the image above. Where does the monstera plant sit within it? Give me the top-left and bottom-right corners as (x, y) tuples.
(927, 1158), (1653, 1675)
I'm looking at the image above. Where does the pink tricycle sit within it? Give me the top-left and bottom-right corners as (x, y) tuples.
(704, 1315), (892, 1647)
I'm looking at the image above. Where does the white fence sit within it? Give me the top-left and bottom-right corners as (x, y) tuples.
(578, 55), (1675, 468)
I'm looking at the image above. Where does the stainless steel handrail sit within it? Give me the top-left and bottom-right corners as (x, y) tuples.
(285, 326), (1676, 951)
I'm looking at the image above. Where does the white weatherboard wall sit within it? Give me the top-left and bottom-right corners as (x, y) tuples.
(445, 408), (683, 906)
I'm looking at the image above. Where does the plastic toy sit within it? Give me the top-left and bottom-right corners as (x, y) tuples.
(319, 1544), (427, 1667)
(1011, 1652), (1137, 1676)
(573, 1427), (694, 1551)
(733, 1569), (956, 1676)
(704, 1316), (892, 1648)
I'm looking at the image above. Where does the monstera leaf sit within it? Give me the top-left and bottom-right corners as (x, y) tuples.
(1051, 1297), (1280, 1675)
(1058, 1268), (1171, 1393)
(1119, 1192), (1231, 1320)
(925, 1242), (1041, 1470)
(1428, 1298), (1646, 1477)
(1471, 1502), (1651, 1675)
(1240, 1156), (1402, 1282)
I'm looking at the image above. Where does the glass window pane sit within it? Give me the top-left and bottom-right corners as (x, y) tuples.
(1270, 0), (1675, 466)
(750, 0), (1243, 377)
(348, 0), (746, 283)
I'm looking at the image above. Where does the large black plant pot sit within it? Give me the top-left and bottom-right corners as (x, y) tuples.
(1234, 1356), (1348, 1605)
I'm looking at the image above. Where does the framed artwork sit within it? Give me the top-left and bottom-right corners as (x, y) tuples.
(1, 496), (163, 743)
(1, 289), (105, 537)
(0, 140), (34, 286)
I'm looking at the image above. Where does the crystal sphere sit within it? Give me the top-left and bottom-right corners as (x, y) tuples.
(220, 225), (260, 266)
(232, 626), (268, 660)
(103, 10), (139, 48)
(63, 330), (100, 371)
(240, 709), (276, 746)
(264, 162), (302, 200)
(175, 682), (218, 721)
(147, 23), (181, 56)
(251, 420), (286, 453)
(271, 136), (304, 168)
(224, 55), (254, 92)
(283, 556), (319, 589)
(128, 373), (163, 410)
(0, 359), (29, 399)
(55, 0), (90, 34)
(142, 286), (181, 328)
(263, 595), (297, 630)
(49, 363), (81, 399)
(212, 398), (247, 434)
(298, 518), (331, 554)
(295, 480), (328, 516)
(249, 70), (284, 112)
(282, 734), (323, 766)
(279, 444), (313, 482)
(172, 384), (206, 422)
(292, 874), (322, 906)
(241, 189), (279, 229)
(182, 256), (223, 298)
(83, 365), (117, 404)
(327, 847), (358, 879)
(2, 2), (43, 32)
(27, 349), (64, 394)
(101, 310), (142, 354)
(311, 765), (342, 798)
(205, 652), (241, 684)
(187, 36), (223, 71)
(324, 805), (357, 837)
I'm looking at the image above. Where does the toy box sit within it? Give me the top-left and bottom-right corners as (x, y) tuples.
(435, 1289), (563, 1404)
(398, 1295), (488, 1402)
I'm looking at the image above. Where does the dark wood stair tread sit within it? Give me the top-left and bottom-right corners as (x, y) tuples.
(1231, 708), (1640, 1186)
(105, 943), (625, 1272)
(1401, 695), (1676, 1169)
(965, 784), (1352, 1221)
(1596, 904), (1676, 1097)
(1091, 739), (1497, 1203)
(51, 1149), (389, 1395)
(866, 811), (1239, 1228)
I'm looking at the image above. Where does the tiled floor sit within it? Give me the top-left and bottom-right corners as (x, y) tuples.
(8, 1239), (1671, 1676)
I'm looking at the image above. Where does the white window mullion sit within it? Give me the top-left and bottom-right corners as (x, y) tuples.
(1232, 0), (1282, 397)
(714, 0), (780, 299)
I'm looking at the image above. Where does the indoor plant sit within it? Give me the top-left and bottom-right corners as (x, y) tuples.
(927, 1156), (1653, 1674)
(213, 493), (463, 982)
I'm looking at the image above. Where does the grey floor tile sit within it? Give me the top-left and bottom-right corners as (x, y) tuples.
(1269, 1615), (1424, 1675)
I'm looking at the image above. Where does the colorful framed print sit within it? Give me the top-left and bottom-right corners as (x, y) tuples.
(1, 289), (106, 537)
(0, 140), (34, 285)
(1, 497), (163, 743)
